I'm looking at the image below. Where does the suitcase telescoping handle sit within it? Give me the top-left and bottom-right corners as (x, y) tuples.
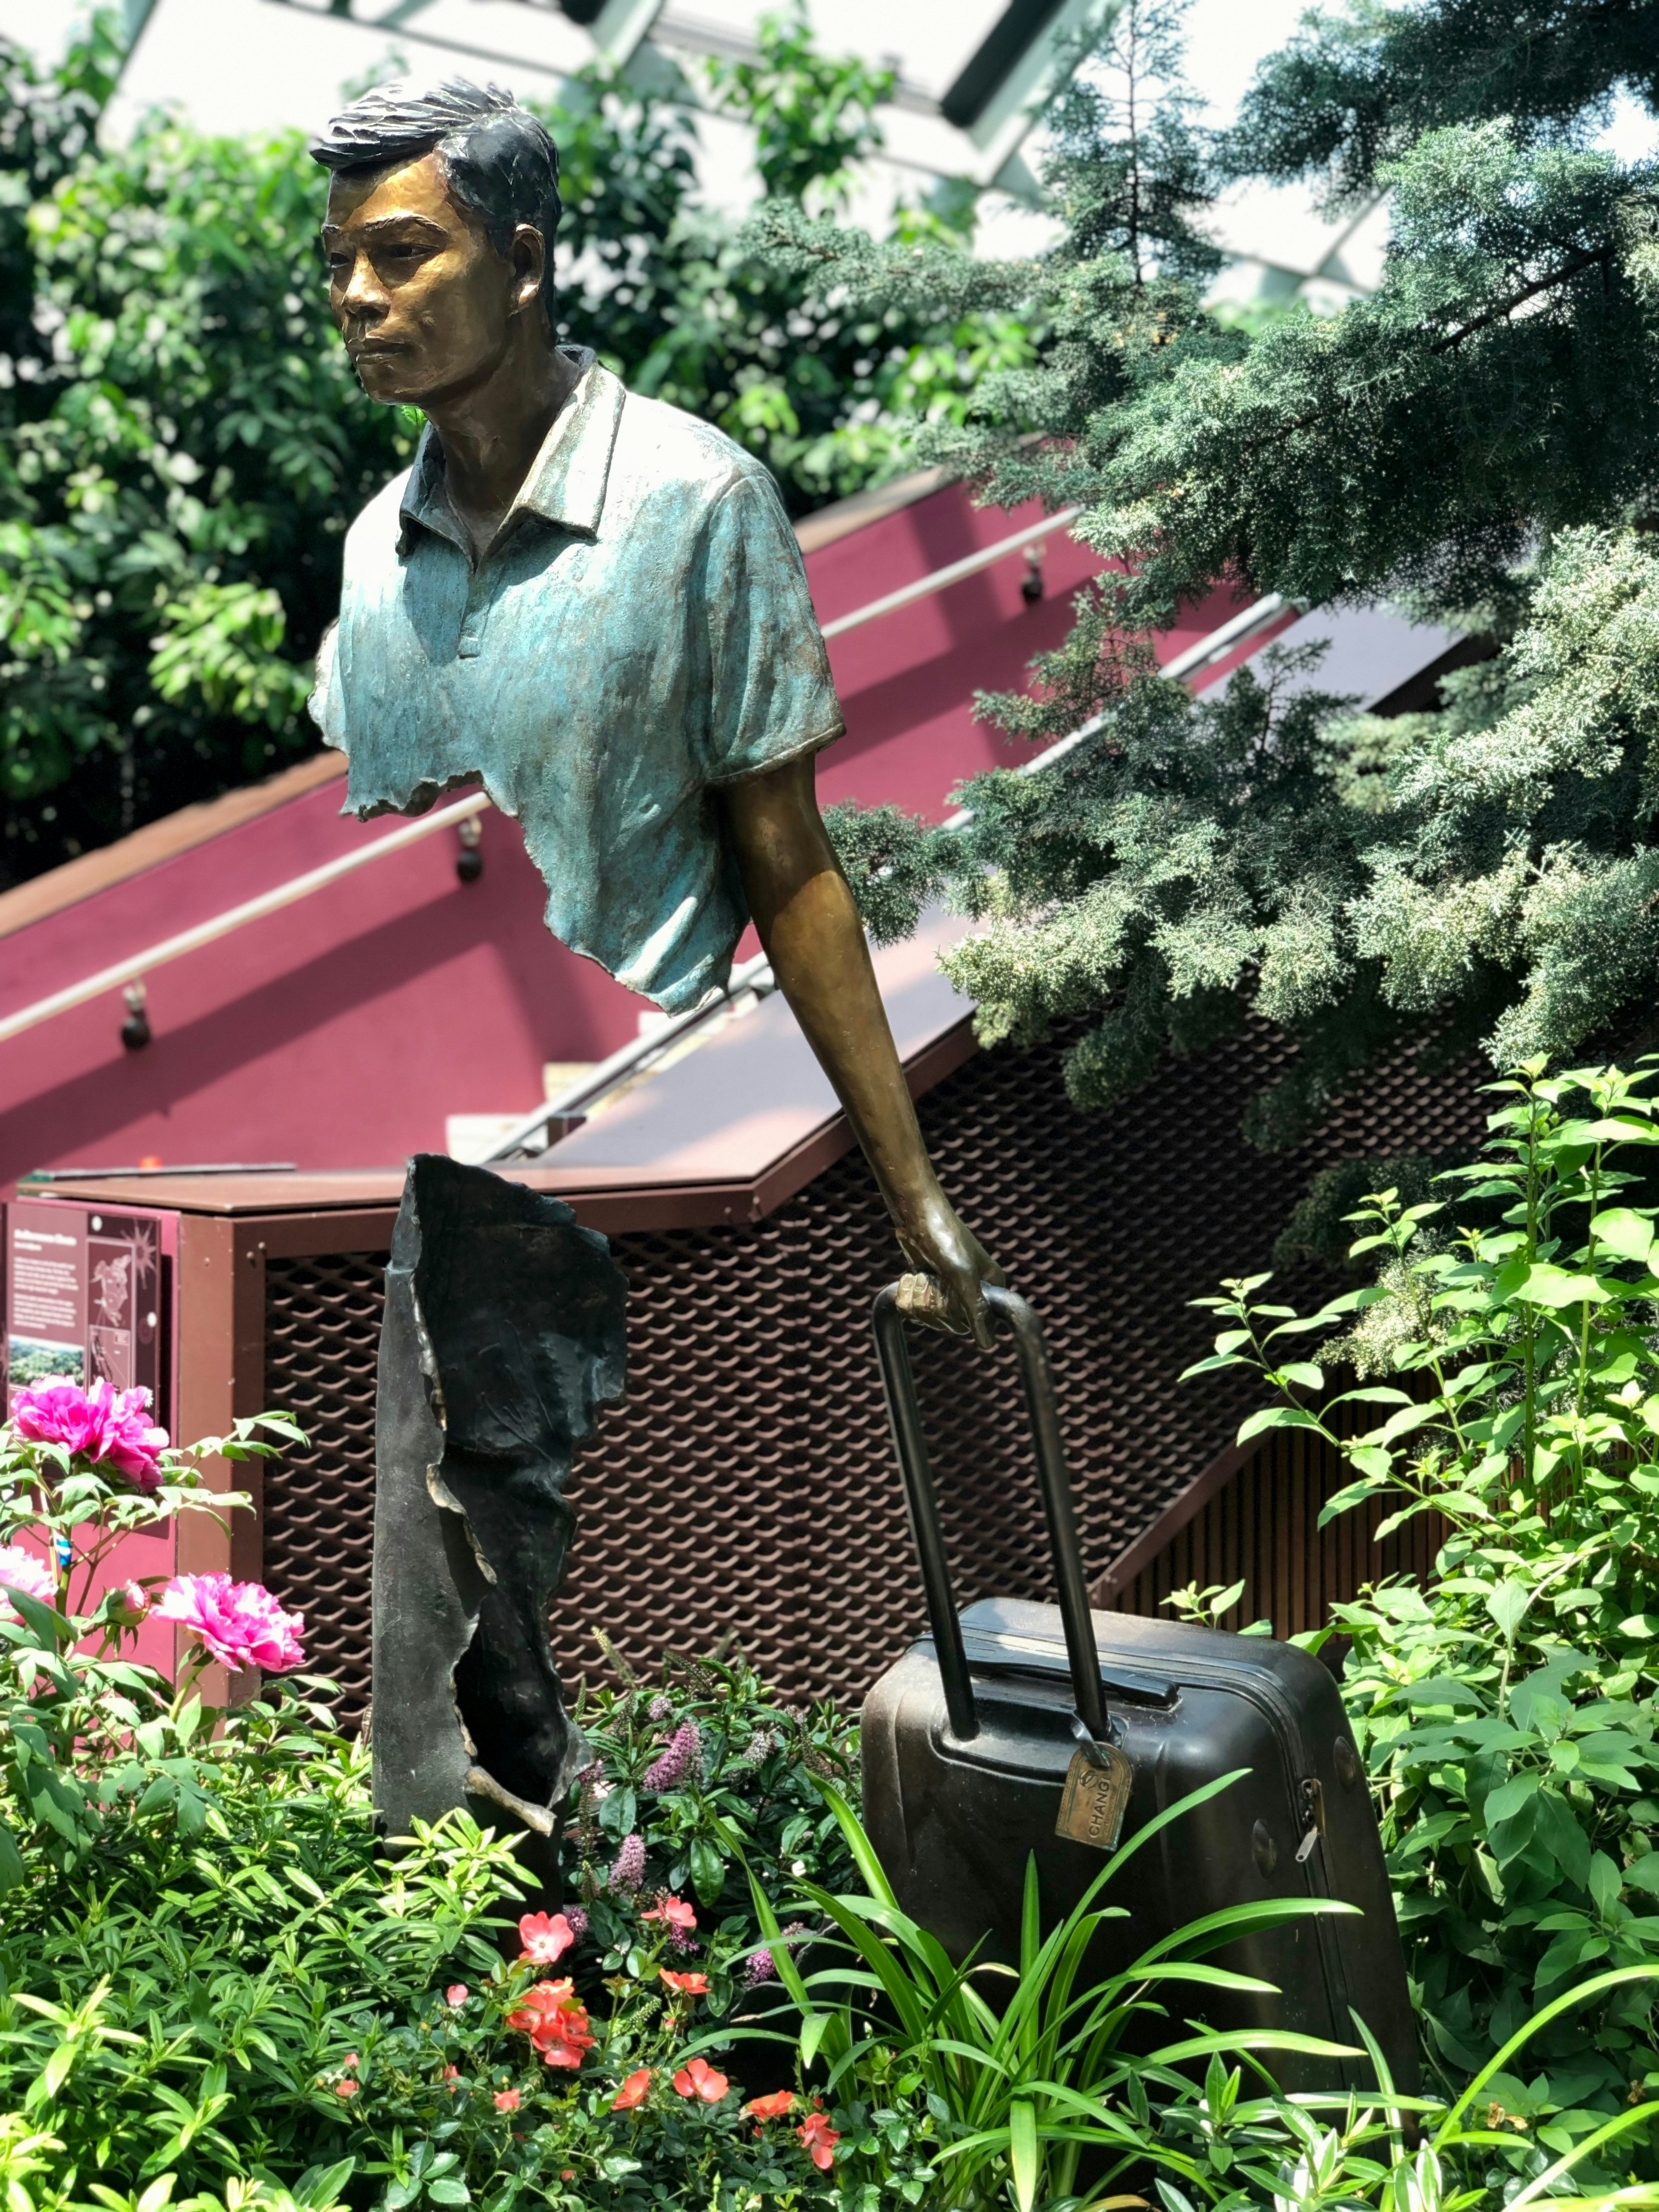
(873, 1283), (1109, 1748)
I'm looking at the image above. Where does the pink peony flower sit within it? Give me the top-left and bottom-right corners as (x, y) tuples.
(0, 1544), (56, 1622)
(155, 1573), (304, 1673)
(445, 1985), (469, 2008)
(10, 1376), (168, 1491)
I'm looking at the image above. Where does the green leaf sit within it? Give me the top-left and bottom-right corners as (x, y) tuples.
(1589, 1207), (1659, 1263)
(1487, 1580), (1535, 1643)
(689, 1835), (725, 1907)
(1507, 1263), (1611, 1309)
(0, 1821), (25, 1893)
(1236, 1405), (1324, 1443)
(1008, 2101), (1038, 2212)
(1276, 1361), (1324, 1391)
(1485, 1774), (1540, 1824)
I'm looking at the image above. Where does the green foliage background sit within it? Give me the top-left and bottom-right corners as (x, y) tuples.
(774, 0), (1659, 1145)
(0, 9), (1029, 888)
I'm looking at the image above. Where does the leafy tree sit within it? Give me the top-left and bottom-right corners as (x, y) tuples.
(0, 11), (1029, 887)
(704, 0), (893, 211)
(766, 0), (1659, 1142)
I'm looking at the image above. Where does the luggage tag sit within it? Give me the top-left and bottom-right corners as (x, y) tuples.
(1055, 1714), (1133, 1852)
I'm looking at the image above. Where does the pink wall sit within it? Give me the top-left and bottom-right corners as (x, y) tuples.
(0, 479), (1245, 1191)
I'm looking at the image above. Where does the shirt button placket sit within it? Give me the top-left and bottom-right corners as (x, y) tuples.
(458, 564), (490, 660)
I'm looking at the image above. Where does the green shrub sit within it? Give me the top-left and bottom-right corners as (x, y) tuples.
(1187, 1056), (1659, 2154)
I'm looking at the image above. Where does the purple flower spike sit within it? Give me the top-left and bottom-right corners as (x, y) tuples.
(563, 1906), (589, 1941)
(744, 1921), (804, 1986)
(609, 1832), (646, 1892)
(642, 1717), (701, 1792)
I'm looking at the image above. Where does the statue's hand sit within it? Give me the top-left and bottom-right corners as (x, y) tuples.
(894, 1190), (1007, 1351)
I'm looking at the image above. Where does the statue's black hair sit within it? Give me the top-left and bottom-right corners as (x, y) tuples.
(309, 78), (562, 332)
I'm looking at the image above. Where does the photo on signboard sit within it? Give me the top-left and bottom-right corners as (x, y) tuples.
(6, 1335), (85, 1388)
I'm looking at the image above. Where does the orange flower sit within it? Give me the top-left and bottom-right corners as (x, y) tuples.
(798, 2110), (840, 2170)
(506, 1978), (595, 2070)
(659, 1968), (709, 1997)
(517, 1910), (577, 1966)
(641, 1894), (697, 1932)
(612, 2067), (653, 2111)
(442, 2064), (461, 2092)
(334, 2079), (359, 2099)
(673, 2057), (729, 2103)
(746, 2090), (795, 2120)
(494, 2087), (522, 2112)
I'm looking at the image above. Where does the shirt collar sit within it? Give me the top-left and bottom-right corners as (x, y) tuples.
(399, 348), (623, 554)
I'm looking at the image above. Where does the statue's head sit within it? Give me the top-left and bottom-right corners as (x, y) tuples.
(310, 77), (562, 409)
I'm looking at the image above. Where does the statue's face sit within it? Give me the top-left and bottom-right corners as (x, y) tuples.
(322, 150), (535, 407)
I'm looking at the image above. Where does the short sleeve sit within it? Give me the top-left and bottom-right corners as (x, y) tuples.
(697, 467), (844, 786)
(308, 618), (348, 753)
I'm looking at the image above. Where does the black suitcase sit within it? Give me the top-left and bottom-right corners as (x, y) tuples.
(860, 1282), (1419, 2096)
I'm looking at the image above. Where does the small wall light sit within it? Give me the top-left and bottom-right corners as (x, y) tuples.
(121, 979), (151, 1051)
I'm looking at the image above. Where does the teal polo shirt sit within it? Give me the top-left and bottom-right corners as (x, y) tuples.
(309, 351), (845, 1013)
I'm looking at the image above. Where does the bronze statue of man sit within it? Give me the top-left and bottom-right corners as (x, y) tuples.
(309, 77), (1001, 1341)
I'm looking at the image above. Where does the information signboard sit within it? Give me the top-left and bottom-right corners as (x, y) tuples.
(3, 1200), (174, 1430)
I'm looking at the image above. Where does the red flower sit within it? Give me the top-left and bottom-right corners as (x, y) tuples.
(659, 1968), (709, 1997)
(798, 2111), (840, 2170)
(506, 1979), (595, 2070)
(517, 1910), (577, 1966)
(334, 2079), (359, 2099)
(641, 1894), (697, 1932)
(442, 2064), (461, 2092)
(612, 2067), (652, 2111)
(673, 2057), (729, 2103)
(494, 2087), (522, 2113)
(746, 2090), (795, 2120)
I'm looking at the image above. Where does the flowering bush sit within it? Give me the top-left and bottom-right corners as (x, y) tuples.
(553, 1643), (859, 2034)
(0, 1373), (307, 1874)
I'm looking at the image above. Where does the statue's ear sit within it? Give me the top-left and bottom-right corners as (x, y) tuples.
(509, 223), (548, 314)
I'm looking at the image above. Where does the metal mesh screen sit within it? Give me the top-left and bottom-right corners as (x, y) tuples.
(262, 1252), (383, 1713)
(259, 1022), (1487, 1717)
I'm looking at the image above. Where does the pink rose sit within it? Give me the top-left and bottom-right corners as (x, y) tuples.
(10, 1376), (168, 1492)
(516, 1911), (576, 1966)
(155, 1573), (304, 1673)
(0, 1544), (56, 1622)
